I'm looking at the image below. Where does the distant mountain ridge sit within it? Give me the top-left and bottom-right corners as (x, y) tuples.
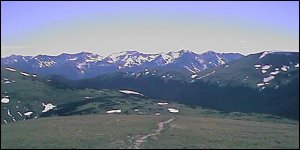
(1, 50), (243, 79)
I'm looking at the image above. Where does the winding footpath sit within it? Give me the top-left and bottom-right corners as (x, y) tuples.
(132, 117), (175, 149)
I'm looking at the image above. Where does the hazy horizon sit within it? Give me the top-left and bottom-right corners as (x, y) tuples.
(1, 1), (299, 57)
(2, 49), (300, 58)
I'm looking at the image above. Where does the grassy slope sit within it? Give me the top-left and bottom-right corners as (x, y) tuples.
(1, 115), (170, 149)
(1, 67), (125, 123)
(196, 52), (299, 88)
(51, 70), (299, 120)
(1, 114), (298, 149)
(145, 116), (299, 149)
(3, 66), (295, 124)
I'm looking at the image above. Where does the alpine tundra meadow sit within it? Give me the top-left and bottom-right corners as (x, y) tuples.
(1, 1), (299, 149)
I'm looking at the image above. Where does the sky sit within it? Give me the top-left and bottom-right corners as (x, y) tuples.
(1, 1), (299, 57)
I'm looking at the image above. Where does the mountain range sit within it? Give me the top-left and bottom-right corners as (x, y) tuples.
(1, 50), (243, 79)
(1, 50), (299, 120)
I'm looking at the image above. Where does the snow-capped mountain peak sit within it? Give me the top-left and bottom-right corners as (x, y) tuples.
(159, 52), (173, 65)
(1, 50), (244, 79)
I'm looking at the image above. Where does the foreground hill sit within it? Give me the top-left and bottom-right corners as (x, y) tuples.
(1, 114), (298, 149)
(2, 67), (187, 123)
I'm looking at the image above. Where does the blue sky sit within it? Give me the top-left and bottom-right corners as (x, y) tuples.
(1, 1), (299, 57)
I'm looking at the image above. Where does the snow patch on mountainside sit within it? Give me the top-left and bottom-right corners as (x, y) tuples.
(198, 71), (216, 79)
(191, 63), (201, 72)
(263, 76), (275, 82)
(257, 83), (265, 87)
(5, 67), (16, 72)
(281, 65), (289, 71)
(184, 66), (196, 73)
(3, 81), (12, 84)
(77, 62), (86, 69)
(38, 60), (56, 68)
(160, 53), (173, 64)
(157, 102), (168, 105)
(191, 74), (198, 79)
(17, 112), (22, 116)
(20, 72), (30, 77)
(169, 51), (181, 59)
(216, 54), (225, 65)
(124, 57), (138, 67)
(106, 109), (121, 114)
(1, 98), (9, 103)
(168, 108), (179, 113)
(42, 103), (56, 113)
(119, 90), (143, 96)
(259, 51), (272, 59)
(270, 71), (280, 75)
(261, 70), (267, 73)
(254, 65), (261, 68)
(195, 57), (204, 63)
(7, 109), (13, 117)
(85, 54), (104, 62)
(261, 65), (271, 70)
(108, 51), (129, 63)
(24, 112), (33, 116)
(67, 57), (78, 61)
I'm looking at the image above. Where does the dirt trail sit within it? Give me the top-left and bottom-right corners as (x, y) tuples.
(131, 117), (175, 149)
